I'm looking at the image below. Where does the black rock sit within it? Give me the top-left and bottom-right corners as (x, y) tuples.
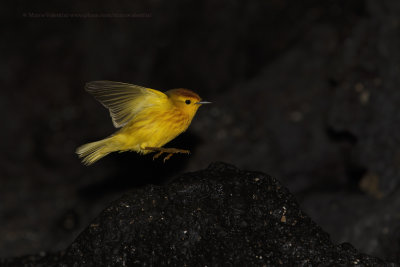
(1, 162), (392, 266)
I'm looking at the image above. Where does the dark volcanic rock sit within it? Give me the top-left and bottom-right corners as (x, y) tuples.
(2, 162), (390, 266)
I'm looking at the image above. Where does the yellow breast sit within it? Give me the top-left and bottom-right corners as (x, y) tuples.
(115, 107), (190, 154)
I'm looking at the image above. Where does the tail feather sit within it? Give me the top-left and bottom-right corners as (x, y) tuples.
(76, 137), (113, 165)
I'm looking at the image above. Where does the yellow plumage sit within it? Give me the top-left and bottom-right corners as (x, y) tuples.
(76, 81), (209, 165)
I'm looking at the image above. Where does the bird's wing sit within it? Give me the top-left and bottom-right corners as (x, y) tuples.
(85, 81), (168, 128)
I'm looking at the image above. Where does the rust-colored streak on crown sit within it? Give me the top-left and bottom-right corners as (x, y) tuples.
(169, 88), (201, 101)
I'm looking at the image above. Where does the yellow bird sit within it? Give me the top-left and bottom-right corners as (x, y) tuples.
(76, 81), (211, 165)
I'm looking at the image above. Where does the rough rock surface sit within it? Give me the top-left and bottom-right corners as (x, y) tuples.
(1, 163), (391, 266)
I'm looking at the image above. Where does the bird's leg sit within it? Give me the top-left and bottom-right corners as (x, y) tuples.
(144, 147), (190, 162)
(153, 151), (164, 160)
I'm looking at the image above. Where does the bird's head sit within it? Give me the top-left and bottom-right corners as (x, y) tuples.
(166, 88), (211, 117)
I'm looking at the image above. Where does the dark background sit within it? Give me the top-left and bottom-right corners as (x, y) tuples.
(2, 0), (400, 263)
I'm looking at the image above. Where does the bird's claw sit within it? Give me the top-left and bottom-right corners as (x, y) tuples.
(163, 153), (174, 162)
(152, 151), (164, 160)
(146, 147), (190, 162)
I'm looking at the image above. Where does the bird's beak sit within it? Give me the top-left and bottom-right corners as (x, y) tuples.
(195, 101), (212, 105)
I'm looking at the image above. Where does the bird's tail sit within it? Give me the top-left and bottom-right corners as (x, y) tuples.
(76, 137), (115, 165)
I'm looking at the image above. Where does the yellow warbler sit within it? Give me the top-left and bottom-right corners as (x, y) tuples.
(76, 81), (210, 165)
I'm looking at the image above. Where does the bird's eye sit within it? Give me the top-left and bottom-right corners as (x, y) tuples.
(185, 100), (191, 105)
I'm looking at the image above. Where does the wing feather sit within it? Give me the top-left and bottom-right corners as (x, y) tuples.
(85, 81), (167, 128)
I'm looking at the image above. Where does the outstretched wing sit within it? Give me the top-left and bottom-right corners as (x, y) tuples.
(85, 81), (167, 128)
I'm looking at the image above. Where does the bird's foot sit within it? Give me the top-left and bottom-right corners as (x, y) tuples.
(144, 147), (190, 162)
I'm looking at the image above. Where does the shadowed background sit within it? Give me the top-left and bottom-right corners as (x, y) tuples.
(2, 0), (400, 262)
